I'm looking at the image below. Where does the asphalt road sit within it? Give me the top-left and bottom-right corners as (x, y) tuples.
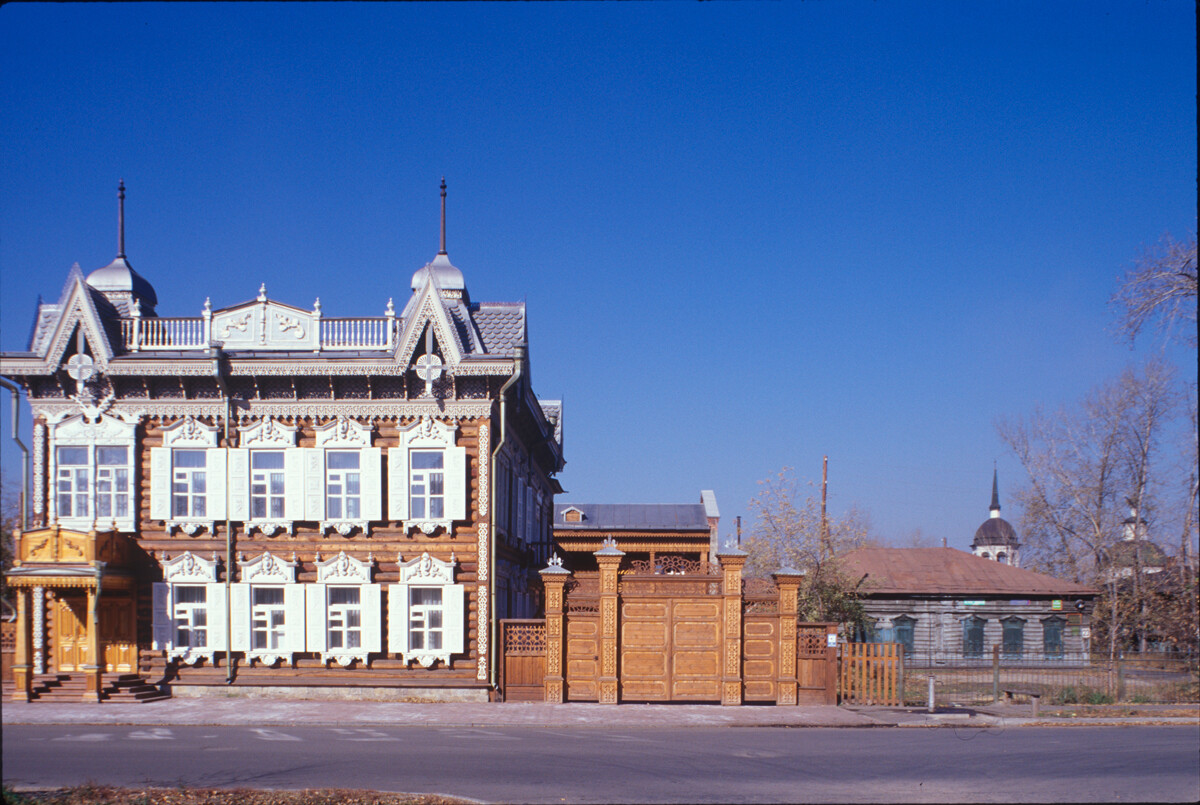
(4, 724), (1199, 803)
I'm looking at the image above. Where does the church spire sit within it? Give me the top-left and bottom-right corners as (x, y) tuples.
(438, 177), (447, 256)
(989, 466), (1001, 518)
(117, 179), (126, 258)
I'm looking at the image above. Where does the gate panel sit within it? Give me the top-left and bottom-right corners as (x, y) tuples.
(798, 624), (836, 704)
(501, 619), (546, 702)
(620, 600), (670, 700)
(670, 599), (721, 700)
(743, 616), (778, 701)
(565, 613), (600, 701)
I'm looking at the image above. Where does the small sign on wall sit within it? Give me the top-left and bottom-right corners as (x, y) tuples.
(1051, 599), (1063, 610)
(962, 600), (985, 606)
(1081, 627), (1091, 639)
(827, 633), (838, 648)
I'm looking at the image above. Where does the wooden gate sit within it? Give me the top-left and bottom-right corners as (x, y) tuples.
(56, 596), (89, 672)
(839, 642), (902, 705)
(620, 593), (723, 701)
(500, 619), (547, 702)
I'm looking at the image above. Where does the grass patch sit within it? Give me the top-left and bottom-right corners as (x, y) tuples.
(1, 785), (468, 805)
(1050, 685), (1114, 705)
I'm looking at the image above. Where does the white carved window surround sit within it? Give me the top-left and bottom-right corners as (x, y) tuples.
(308, 417), (381, 537)
(388, 552), (465, 668)
(388, 417), (466, 535)
(306, 551), (381, 666)
(153, 551), (227, 665)
(150, 416), (224, 536)
(48, 412), (137, 532)
(231, 551), (304, 666)
(234, 417), (302, 536)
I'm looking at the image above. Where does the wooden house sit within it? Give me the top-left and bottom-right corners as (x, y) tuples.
(1, 182), (564, 701)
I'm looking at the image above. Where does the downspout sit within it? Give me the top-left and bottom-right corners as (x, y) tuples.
(210, 348), (234, 685)
(489, 343), (524, 692)
(0, 378), (29, 529)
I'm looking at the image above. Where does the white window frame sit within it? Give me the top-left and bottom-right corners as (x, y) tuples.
(307, 416), (380, 536)
(387, 416), (466, 535)
(151, 416), (225, 536)
(48, 412), (137, 532)
(388, 552), (465, 668)
(306, 551), (381, 666)
(233, 417), (302, 536)
(153, 551), (228, 665)
(231, 551), (304, 666)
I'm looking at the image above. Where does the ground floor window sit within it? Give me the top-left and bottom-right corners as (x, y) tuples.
(893, 615), (915, 658)
(1002, 617), (1025, 658)
(327, 586), (362, 650)
(251, 587), (287, 650)
(962, 616), (985, 658)
(409, 587), (444, 651)
(1043, 616), (1064, 658)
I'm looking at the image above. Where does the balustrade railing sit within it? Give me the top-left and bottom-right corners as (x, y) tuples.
(120, 315), (396, 351)
(320, 317), (394, 350)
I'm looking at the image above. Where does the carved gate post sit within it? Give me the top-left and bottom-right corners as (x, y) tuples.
(717, 546), (747, 706)
(539, 557), (571, 703)
(594, 537), (624, 705)
(772, 567), (804, 706)
(11, 586), (32, 701)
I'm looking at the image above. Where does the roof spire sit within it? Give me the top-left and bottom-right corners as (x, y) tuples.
(990, 466), (1001, 517)
(117, 179), (126, 258)
(438, 177), (447, 255)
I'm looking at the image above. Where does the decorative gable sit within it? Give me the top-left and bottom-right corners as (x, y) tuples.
(395, 279), (466, 369)
(210, 293), (320, 351)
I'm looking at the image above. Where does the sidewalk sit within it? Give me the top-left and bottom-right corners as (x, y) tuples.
(3, 697), (1198, 729)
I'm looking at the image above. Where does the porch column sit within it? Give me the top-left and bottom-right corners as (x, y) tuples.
(717, 546), (747, 706)
(539, 559), (571, 704)
(81, 585), (102, 702)
(772, 567), (804, 706)
(594, 537), (625, 705)
(11, 586), (33, 701)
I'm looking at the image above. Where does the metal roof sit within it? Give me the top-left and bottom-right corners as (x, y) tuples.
(841, 548), (1099, 597)
(554, 503), (711, 531)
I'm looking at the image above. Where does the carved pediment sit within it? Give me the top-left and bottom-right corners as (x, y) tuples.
(161, 551), (220, 583)
(398, 415), (457, 449)
(238, 551), (298, 583)
(315, 551), (373, 583)
(162, 415), (220, 447)
(314, 416), (373, 448)
(211, 299), (319, 351)
(398, 552), (456, 585)
(239, 416), (298, 447)
(53, 412), (137, 445)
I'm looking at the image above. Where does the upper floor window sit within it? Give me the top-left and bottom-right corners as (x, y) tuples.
(250, 451), (286, 519)
(96, 446), (131, 520)
(55, 444), (133, 522)
(173, 585), (209, 649)
(326, 452), (362, 520)
(172, 449), (208, 518)
(410, 450), (445, 520)
(56, 446), (90, 518)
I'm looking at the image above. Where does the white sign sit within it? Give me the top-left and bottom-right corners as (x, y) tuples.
(826, 633), (838, 648)
(1081, 627), (1091, 639)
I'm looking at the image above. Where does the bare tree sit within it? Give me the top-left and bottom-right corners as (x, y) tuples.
(1112, 232), (1198, 348)
(742, 468), (874, 629)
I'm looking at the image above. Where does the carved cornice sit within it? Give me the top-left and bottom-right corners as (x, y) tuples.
(30, 399), (496, 421)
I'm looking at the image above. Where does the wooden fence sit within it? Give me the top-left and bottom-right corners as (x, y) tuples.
(839, 642), (902, 706)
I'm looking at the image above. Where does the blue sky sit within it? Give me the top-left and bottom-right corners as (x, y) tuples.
(1, 2), (1195, 550)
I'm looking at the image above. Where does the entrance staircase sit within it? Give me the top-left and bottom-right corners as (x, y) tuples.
(4, 672), (170, 703)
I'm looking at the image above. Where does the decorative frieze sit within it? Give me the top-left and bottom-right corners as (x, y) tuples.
(32, 421), (45, 524)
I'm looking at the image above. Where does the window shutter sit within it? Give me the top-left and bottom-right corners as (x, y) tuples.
(445, 446), (467, 521)
(228, 583), (250, 652)
(387, 584), (409, 655)
(360, 447), (382, 522)
(206, 448), (227, 521)
(445, 584), (466, 655)
(305, 585), (327, 654)
(361, 583), (382, 654)
(227, 448), (250, 521)
(304, 448), (325, 521)
(208, 582), (229, 651)
(284, 449), (306, 521)
(387, 448), (408, 521)
(152, 583), (171, 650)
(149, 448), (171, 520)
(285, 584), (306, 653)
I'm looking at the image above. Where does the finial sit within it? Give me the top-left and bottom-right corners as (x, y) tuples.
(132, 297), (142, 318)
(117, 179), (126, 258)
(990, 468), (1001, 514)
(203, 297), (212, 315)
(258, 283), (267, 302)
(385, 298), (395, 316)
(313, 297), (321, 314)
(438, 177), (447, 255)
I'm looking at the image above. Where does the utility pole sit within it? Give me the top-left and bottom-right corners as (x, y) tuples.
(821, 455), (829, 561)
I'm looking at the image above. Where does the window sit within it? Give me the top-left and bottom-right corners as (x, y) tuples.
(894, 616), (916, 658)
(96, 446), (130, 519)
(250, 451), (286, 519)
(173, 585), (208, 649)
(56, 446), (90, 518)
(1002, 617), (1025, 658)
(409, 587), (444, 651)
(326, 452), (361, 520)
(409, 451), (444, 520)
(963, 616), (985, 658)
(1043, 617), (1065, 658)
(327, 587), (362, 650)
(172, 449), (208, 517)
(251, 587), (287, 651)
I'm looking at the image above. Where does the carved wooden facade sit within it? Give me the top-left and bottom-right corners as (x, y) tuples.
(1, 192), (564, 701)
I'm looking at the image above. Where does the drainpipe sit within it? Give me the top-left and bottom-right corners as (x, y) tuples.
(489, 343), (524, 692)
(0, 378), (29, 529)
(210, 348), (234, 685)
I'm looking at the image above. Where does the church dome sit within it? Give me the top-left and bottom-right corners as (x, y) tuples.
(973, 516), (1018, 547)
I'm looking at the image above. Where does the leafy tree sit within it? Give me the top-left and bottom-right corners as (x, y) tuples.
(742, 468), (874, 632)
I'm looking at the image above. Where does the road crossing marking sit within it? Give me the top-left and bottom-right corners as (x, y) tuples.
(249, 728), (302, 742)
(128, 728), (174, 740)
